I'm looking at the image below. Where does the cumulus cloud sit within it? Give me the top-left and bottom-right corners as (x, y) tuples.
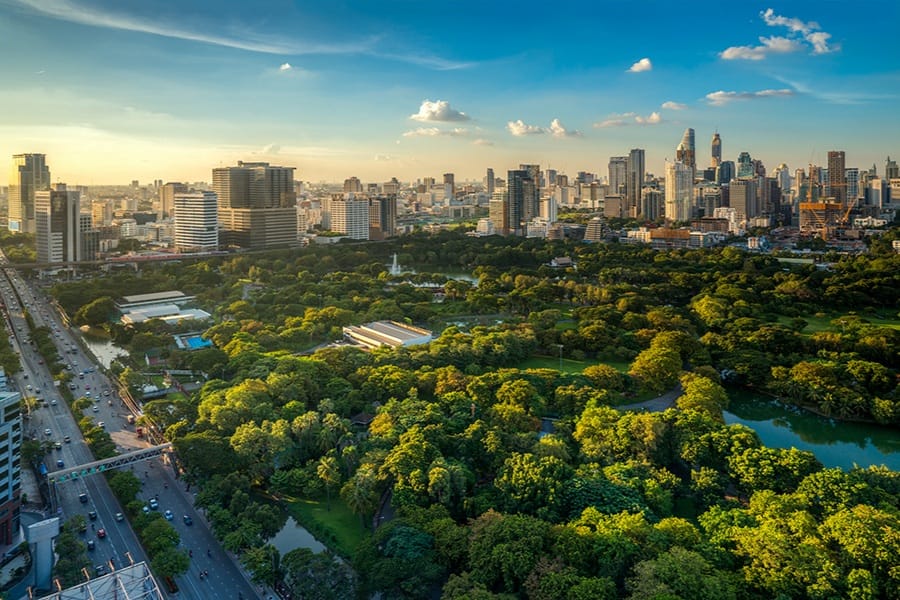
(628, 58), (652, 72)
(593, 111), (660, 127)
(721, 8), (837, 59)
(549, 118), (582, 138)
(720, 35), (802, 60)
(410, 99), (470, 122)
(706, 88), (795, 106)
(507, 119), (545, 136)
(402, 127), (469, 138)
(661, 101), (688, 110)
(279, 63), (292, 71)
(635, 112), (662, 124)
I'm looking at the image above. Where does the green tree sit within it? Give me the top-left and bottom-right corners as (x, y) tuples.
(626, 546), (737, 600)
(317, 453), (342, 510)
(629, 346), (681, 394)
(282, 548), (356, 600)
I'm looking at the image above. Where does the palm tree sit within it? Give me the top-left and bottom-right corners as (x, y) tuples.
(317, 454), (341, 510)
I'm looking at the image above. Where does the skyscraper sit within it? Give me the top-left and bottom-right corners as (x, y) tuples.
(665, 161), (693, 222)
(159, 182), (188, 219)
(885, 157), (899, 180)
(212, 161), (297, 249)
(330, 194), (369, 240)
(626, 149), (645, 216)
(730, 179), (759, 221)
(485, 168), (495, 195)
(676, 128), (696, 173)
(845, 168), (860, 202)
(368, 196), (397, 240)
(711, 132), (722, 167)
(827, 151), (847, 206)
(716, 161), (735, 185)
(0, 390), (23, 546)
(507, 169), (537, 236)
(737, 152), (754, 178)
(519, 164), (541, 220)
(8, 153), (51, 233)
(174, 191), (219, 252)
(35, 183), (80, 263)
(608, 156), (627, 196)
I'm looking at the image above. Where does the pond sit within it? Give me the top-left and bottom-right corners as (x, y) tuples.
(268, 516), (326, 556)
(79, 327), (127, 368)
(724, 393), (900, 471)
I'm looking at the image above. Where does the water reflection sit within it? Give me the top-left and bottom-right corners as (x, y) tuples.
(724, 393), (900, 470)
(268, 516), (326, 555)
(79, 327), (126, 368)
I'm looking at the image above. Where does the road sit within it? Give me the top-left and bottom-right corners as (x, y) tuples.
(0, 258), (258, 600)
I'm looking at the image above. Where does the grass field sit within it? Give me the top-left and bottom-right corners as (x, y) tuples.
(287, 497), (368, 559)
(518, 356), (631, 374)
(776, 312), (900, 334)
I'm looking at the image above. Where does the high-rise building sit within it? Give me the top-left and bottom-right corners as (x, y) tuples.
(489, 190), (509, 235)
(343, 177), (363, 193)
(9, 153), (51, 233)
(730, 179), (759, 221)
(330, 194), (369, 240)
(382, 178), (401, 196)
(608, 156), (627, 196)
(507, 169), (537, 236)
(711, 132), (722, 167)
(35, 184), (80, 264)
(212, 162), (297, 249)
(716, 161), (735, 185)
(665, 161), (693, 222)
(485, 168), (495, 195)
(519, 164), (541, 220)
(845, 168), (860, 202)
(676, 128), (696, 173)
(174, 192), (218, 252)
(368, 196), (397, 240)
(443, 173), (455, 196)
(159, 182), (187, 219)
(737, 152), (754, 178)
(0, 390), (22, 546)
(626, 149), (645, 216)
(827, 151), (847, 206)
(640, 187), (664, 221)
(885, 157), (899, 180)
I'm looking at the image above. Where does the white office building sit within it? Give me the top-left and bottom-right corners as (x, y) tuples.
(174, 192), (219, 252)
(665, 161), (693, 222)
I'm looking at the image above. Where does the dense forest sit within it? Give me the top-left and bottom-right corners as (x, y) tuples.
(48, 230), (900, 599)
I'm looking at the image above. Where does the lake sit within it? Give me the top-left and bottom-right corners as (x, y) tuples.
(724, 393), (900, 471)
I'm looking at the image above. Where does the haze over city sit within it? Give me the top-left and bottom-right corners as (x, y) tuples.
(0, 0), (898, 184)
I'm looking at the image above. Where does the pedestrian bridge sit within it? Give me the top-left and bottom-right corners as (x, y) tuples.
(48, 443), (173, 483)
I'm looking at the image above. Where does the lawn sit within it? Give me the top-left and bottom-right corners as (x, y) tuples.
(287, 497), (368, 560)
(776, 312), (900, 334)
(518, 356), (631, 374)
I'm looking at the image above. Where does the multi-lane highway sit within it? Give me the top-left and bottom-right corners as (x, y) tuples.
(1, 258), (259, 600)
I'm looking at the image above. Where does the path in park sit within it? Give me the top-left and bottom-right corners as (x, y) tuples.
(617, 383), (683, 413)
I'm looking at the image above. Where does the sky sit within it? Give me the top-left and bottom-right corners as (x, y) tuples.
(0, 0), (898, 185)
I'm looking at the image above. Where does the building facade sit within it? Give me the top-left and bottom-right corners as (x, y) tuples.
(212, 162), (297, 249)
(174, 191), (219, 252)
(0, 391), (22, 546)
(8, 154), (51, 234)
(665, 161), (694, 222)
(35, 184), (80, 264)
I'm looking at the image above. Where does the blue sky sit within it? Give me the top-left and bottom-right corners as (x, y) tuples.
(0, 0), (898, 185)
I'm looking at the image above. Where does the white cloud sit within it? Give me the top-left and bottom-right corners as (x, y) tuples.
(279, 63), (292, 71)
(548, 118), (582, 138)
(706, 88), (795, 106)
(721, 8), (837, 60)
(761, 8), (818, 34)
(410, 99), (470, 122)
(472, 138), (494, 146)
(507, 119), (545, 136)
(628, 58), (652, 73)
(661, 101), (687, 111)
(402, 127), (469, 138)
(593, 111), (660, 127)
(720, 35), (802, 60)
(374, 154), (396, 161)
(635, 112), (662, 125)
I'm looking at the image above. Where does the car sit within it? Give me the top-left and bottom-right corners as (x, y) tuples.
(34, 388), (41, 394)
(164, 510), (173, 521)
(96, 528), (106, 539)
(56, 459), (64, 468)
(78, 493), (88, 504)
(85, 384), (90, 390)
(86, 539), (95, 551)
(88, 510), (97, 520)
(149, 498), (159, 510)
(92, 405), (99, 412)
(43, 428), (51, 436)
(26, 384), (32, 391)
(50, 399), (56, 406)
(69, 383), (76, 390)
(37, 359), (43, 364)
(142, 505), (150, 514)
(103, 390), (110, 397)
(115, 512), (124, 522)
(183, 515), (193, 526)
(94, 565), (106, 576)
(97, 421), (105, 428)
(64, 435), (71, 443)
(54, 441), (61, 449)
(85, 392), (92, 398)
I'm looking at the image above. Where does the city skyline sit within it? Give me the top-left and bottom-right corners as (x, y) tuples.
(0, 0), (898, 185)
